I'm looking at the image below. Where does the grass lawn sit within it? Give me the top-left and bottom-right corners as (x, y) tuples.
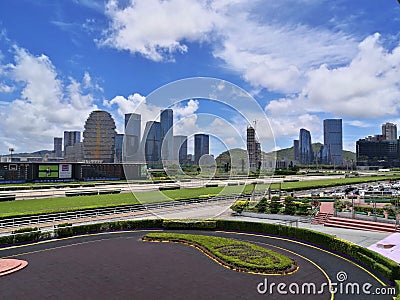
(269, 175), (400, 191)
(0, 185), (254, 218)
(1, 175), (398, 218)
(143, 232), (295, 274)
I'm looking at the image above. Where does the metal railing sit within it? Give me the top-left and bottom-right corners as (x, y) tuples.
(0, 193), (254, 231)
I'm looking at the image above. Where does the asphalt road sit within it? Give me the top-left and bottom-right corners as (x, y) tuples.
(0, 230), (395, 300)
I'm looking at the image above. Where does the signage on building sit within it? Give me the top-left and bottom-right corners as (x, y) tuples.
(59, 164), (72, 179)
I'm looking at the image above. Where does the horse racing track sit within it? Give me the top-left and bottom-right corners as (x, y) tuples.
(0, 230), (394, 299)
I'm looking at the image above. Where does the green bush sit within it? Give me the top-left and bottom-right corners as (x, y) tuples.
(162, 219), (216, 230)
(230, 199), (249, 214)
(55, 219), (164, 238)
(12, 227), (38, 234)
(56, 223), (72, 228)
(283, 196), (296, 215)
(270, 196), (281, 214)
(13, 231), (42, 244)
(159, 185), (180, 191)
(255, 197), (269, 213)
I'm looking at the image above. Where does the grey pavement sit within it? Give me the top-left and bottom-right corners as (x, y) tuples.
(218, 213), (391, 248)
(155, 204), (391, 247)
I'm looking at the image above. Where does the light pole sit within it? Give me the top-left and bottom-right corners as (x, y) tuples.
(9, 147), (14, 162)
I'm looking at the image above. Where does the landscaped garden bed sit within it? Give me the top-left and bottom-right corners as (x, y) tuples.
(142, 232), (297, 275)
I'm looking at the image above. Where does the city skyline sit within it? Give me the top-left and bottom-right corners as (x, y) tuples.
(0, 1), (400, 154)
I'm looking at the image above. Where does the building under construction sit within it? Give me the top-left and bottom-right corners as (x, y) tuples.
(83, 110), (116, 163)
(247, 125), (261, 172)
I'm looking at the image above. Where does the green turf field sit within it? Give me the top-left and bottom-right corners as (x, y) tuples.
(0, 175), (398, 218)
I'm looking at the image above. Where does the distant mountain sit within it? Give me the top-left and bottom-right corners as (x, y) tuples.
(271, 142), (356, 162)
(11, 150), (53, 157)
(216, 143), (356, 164)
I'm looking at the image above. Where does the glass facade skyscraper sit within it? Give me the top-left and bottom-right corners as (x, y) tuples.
(173, 135), (187, 165)
(124, 113), (141, 160)
(144, 121), (161, 166)
(54, 137), (62, 158)
(323, 119), (343, 166)
(194, 134), (209, 165)
(299, 128), (313, 165)
(160, 109), (173, 161)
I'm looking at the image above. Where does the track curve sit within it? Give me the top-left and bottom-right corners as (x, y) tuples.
(0, 230), (394, 300)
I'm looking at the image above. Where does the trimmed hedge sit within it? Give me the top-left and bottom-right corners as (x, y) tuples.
(54, 219), (164, 238)
(162, 219), (216, 230)
(12, 227), (38, 234)
(0, 218), (398, 284)
(0, 230), (51, 246)
(159, 185), (180, 191)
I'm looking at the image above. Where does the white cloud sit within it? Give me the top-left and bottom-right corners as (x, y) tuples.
(101, 0), (221, 61)
(266, 33), (400, 121)
(0, 47), (98, 153)
(101, 0), (357, 94)
(172, 99), (199, 118)
(0, 83), (14, 93)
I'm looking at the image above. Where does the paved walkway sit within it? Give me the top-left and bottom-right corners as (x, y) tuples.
(218, 212), (391, 248)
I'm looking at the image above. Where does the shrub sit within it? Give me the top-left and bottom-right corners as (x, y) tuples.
(230, 199), (249, 214)
(269, 196), (281, 214)
(162, 219), (216, 230)
(255, 197), (269, 213)
(283, 196), (296, 215)
(12, 227), (38, 234)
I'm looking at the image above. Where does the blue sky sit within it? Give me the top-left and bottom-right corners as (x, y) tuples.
(0, 0), (400, 156)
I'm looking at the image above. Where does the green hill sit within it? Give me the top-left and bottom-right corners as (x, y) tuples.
(216, 143), (356, 163)
(272, 142), (355, 161)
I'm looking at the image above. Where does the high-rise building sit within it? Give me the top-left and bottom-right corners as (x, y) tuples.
(143, 121), (161, 166)
(356, 139), (399, 167)
(247, 126), (261, 172)
(323, 119), (343, 166)
(83, 110), (116, 163)
(293, 139), (299, 162)
(115, 134), (124, 163)
(124, 113), (141, 159)
(382, 122), (397, 140)
(299, 128), (313, 165)
(64, 142), (84, 162)
(63, 131), (80, 155)
(173, 135), (187, 165)
(194, 134), (209, 165)
(54, 137), (62, 158)
(160, 109), (173, 161)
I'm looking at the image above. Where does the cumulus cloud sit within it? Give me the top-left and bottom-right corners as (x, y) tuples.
(267, 33), (400, 120)
(101, 0), (357, 94)
(0, 47), (98, 153)
(101, 0), (221, 61)
(172, 99), (199, 118)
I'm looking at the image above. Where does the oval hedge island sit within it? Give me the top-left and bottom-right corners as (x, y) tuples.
(142, 232), (297, 275)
